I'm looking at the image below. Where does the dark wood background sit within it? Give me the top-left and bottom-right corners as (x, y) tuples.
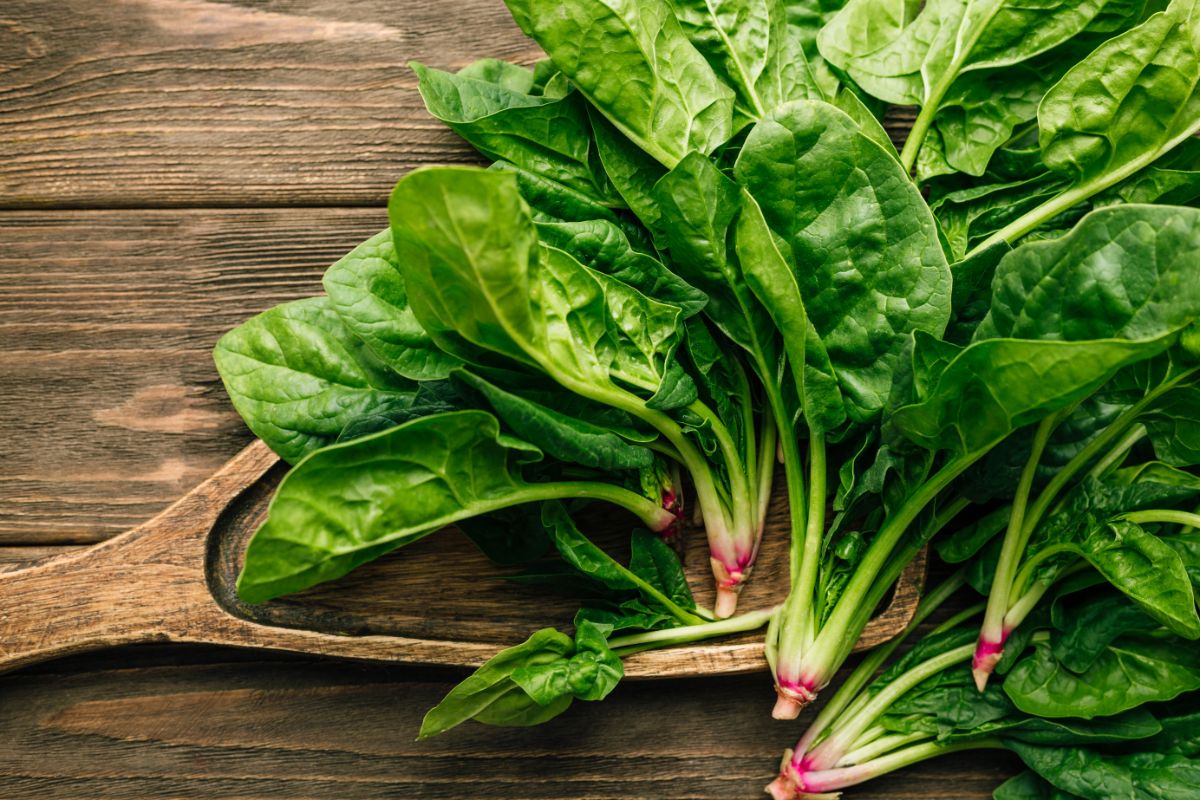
(0, 1), (1017, 796)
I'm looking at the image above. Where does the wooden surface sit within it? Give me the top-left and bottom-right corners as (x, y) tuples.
(0, 1), (1010, 796)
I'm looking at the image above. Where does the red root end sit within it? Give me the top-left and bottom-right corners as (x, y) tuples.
(972, 639), (1005, 692)
(765, 753), (841, 799)
(773, 681), (818, 720)
(710, 558), (750, 618)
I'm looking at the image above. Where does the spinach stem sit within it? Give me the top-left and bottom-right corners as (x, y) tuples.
(1087, 424), (1146, 479)
(804, 643), (976, 771)
(799, 451), (984, 693)
(531, 481), (677, 532)
(968, 123), (1200, 255)
(792, 571), (970, 760)
(608, 604), (778, 654)
(1122, 509), (1200, 528)
(977, 414), (1059, 676)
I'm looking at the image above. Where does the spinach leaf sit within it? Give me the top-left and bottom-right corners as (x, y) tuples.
(1005, 637), (1200, 718)
(411, 60), (609, 199)
(455, 370), (655, 471)
(213, 297), (417, 463)
(735, 99), (952, 424)
(542, 502), (700, 624)
(512, 619), (624, 702)
(1009, 739), (1200, 800)
(505, 0), (736, 167)
(629, 528), (696, 610)
(533, 218), (707, 318)
(390, 167), (693, 407)
(671, 0), (821, 123)
(993, 770), (1082, 800)
(236, 410), (549, 602)
(418, 627), (575, 739)
(321, 229), (460, 381)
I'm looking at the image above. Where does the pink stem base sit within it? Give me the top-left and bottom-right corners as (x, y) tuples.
(772, 679), (819, 720)
(971, 635), (1007, 692)
(765, 751), (842, 799)
(710, 557), (751, 618)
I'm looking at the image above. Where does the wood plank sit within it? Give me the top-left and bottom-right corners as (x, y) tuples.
(0, 0), (528, 209)
(0, 207), (384, 544)
(0, 0), (914, 210)
(0, 645), (1019, 798)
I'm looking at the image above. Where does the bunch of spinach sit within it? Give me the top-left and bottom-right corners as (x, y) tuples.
(210, 0), (1200, 774)
(768, 575), (1200, 798)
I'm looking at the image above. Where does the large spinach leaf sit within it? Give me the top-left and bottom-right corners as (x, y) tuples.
(214, 297), (417, 463)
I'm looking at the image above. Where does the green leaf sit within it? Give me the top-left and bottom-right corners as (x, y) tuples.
(321, 229), (461, 381)
(411, 61), (606, 199)
(534, 218), (707, 318)
(457, 504), (552, 566)
(544, 502), (640, 592)
(652, 152), (784, 394)
(629, 529), (696, 610)
(505, 0), (736, 167)
(455, 370), (654, 471)
(390, 167), (692, 405)
(418, 627), (575, 738)
(820, 0), (1117, 107)
(1005, 636), (1200, 718)
(894, 334), (1169, 455)
(975, 205), (1200, 343)
(1069, 519), (1200, 639)
(1050, 591), (1157, 673)
(1039, 0), (1200, 187)
(1143, 386), (1200, 467)
(994, 771), (1082, 800)
(1009, 739), (1200, 800)
(512, 619), (624, 702)
(671, 0), (821, 122)
(235, 410), (546, 603)
(735, 100), (952, 423)
(214, 297), (417, 463)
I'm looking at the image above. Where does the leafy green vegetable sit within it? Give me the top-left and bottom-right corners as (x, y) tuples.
(214, 297), (417, 463)
(236, 411), (671, 603)
(505, 0), (736, 167)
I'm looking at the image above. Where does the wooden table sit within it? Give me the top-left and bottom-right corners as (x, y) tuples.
(0, 2), (1019, 796)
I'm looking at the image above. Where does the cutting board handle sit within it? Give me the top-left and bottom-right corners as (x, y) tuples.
(0, 441), (500, 673)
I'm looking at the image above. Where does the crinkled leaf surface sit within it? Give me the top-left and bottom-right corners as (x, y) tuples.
(214, 297), (417, 463)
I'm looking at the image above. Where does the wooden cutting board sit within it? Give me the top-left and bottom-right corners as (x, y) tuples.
(0, 439), (924, 676)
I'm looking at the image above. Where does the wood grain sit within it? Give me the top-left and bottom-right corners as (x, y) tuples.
(0, 0), (914, 210)
(0, 645), (1020, 799)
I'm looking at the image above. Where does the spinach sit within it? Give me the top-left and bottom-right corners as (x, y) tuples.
(505, 0), (736, 167)
(214, 297), (418, 463)
(235, 410), (682, 602)
(210, 2), (1200, 791)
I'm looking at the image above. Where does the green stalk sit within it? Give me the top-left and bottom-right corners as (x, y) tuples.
(976, 414), (1059, 687)
(839, 730), (932, 768)
(1122, 509), (1200, 528)
(793, 571), (970, 758)
(792, 739), (1006, 795)
(968, 125), (1200, 257)
(609, 605), (778, 655)
(803, 643), (976, 770)
(799, 452), (984, 693)
(1087, 424), (1147, 479)
(531, 481), (679, 532)
(772, 432), (827, 717)
(756, 409), (779, 536)
(1021, 368), (1197, 561)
